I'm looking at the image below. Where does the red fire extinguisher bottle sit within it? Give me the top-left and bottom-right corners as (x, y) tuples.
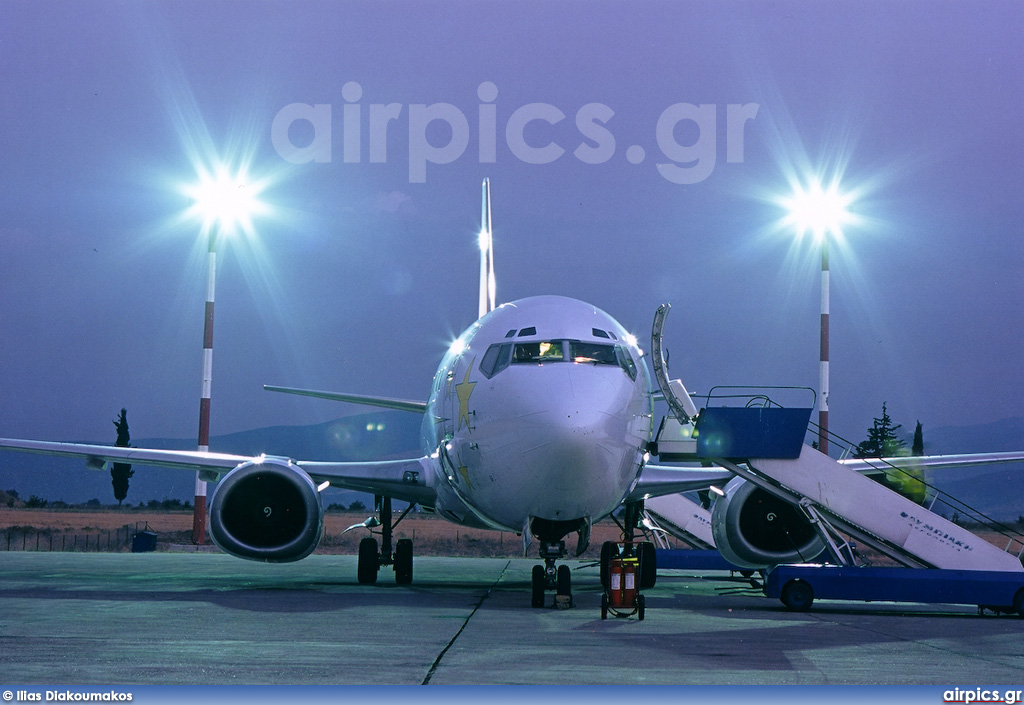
(609, 560), (623, 607)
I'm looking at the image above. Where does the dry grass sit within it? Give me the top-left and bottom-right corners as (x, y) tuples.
(0, 507), (627, 558)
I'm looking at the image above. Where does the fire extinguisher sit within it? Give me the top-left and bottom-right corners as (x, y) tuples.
(622, 560), (637, 607)
(609, 560), (623, 607)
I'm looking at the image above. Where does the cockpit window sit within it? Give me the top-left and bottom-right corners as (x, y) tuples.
(615, 346), (638, 381)
(482, 339), (638, 381)
(479, 343), (513, 378)
(569, 341), (618, 365)
(513, 341), (564, 363)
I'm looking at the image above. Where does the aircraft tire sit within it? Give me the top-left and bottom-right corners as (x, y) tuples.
(358, 537), (380, 584)
(781, 579), (814, 611)
(531, 565), (545, 608)
(638, 541), (657, 589)
(395, 538), (413, 585)
(557, 564), (571, 596)
(600, 541), (617, 590)
(1013, 587), (1024, 618)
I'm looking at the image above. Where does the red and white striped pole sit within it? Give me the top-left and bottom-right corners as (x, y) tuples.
(192, 229), (217, 545)
(818, 234), (830, 455)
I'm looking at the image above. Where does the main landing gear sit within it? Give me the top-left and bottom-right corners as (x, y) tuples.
(531, 540), (574, 608)
(357, 496), (416, 585)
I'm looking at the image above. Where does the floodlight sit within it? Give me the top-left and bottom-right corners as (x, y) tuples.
(185, 164), (266, 236)
(781, 179), (852, 241)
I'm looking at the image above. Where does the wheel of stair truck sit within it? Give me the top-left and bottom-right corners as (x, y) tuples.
(1014, 587), (1024, 618)
(636, 594), (646, 621)
(637, 541), (657, 590)
(531, 565), (546, 608)
(394, 538), (413, 585)
(600, 541), (617, 591)
(780, 579), (814, 611)
(357, 537), (380, 584)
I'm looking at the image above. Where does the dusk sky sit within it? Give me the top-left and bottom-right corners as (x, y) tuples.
(1, 1), (1021, 456)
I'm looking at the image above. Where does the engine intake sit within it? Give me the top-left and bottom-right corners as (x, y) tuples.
(209, 458), (324, 562)
(711, 477), (824, 569)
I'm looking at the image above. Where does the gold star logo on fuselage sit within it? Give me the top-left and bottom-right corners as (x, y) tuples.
(455, 362), (476, 431)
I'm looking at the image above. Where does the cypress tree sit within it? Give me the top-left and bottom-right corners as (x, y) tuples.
(111, 408), (134, 506)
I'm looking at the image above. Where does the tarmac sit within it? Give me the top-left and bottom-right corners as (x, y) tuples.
(1, 552), (1022, 686)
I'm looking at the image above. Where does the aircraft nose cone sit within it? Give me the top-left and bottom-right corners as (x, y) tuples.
(509, 365), (642, 518)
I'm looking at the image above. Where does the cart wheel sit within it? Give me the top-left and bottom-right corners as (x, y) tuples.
(357, 537), (379, 584)
(600, 541), (617, 590)
(531, 565), (545, 608)
(1013, 587), (1024, 618)
(781, 579), (814, 611)
(637, 594), (645, 621)
(600, 593), (609, 620)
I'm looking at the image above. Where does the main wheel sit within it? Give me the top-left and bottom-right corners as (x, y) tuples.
(394, 538), (413, 585)
(600, 541), (617, 590)
(531, 565), (546, 608)
(1013, 587), (1024, 618)
(556, 564), (571, 596)
(637, 541), (657, 589)
(781, 579), (814, 611)
(357, 537), (380, 584)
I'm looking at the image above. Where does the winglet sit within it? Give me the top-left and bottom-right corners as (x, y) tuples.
(478, 178), (496, 318)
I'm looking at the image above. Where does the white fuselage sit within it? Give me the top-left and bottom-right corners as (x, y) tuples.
(421, 296), (654, 537)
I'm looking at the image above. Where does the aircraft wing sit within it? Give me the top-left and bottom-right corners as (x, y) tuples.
(626, 464), (734, 502)
(838, 451), (1024, 474)
(627, 450), (1024, 503)
(0, 438), (437, 507)
(263, 385), (428, 413)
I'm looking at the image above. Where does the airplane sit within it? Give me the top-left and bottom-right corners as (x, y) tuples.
(2, 178), (1023, 607)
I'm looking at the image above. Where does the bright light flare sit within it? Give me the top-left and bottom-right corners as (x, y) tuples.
(779, 179), (855, 242)
(184, 164), (268, 236)
(448, 337), (468, 356)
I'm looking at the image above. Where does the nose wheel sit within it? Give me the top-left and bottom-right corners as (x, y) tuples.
(356, 496), (417, 585)
(531, 540), (574, 608)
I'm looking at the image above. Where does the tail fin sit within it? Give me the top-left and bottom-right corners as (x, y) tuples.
(478, 177), (496, 318)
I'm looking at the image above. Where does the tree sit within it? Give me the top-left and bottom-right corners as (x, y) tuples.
(912, 420), (924, 456)
(857, 402), (925, 503)
(110, 408), (134, 506)
(856, 402), (906, 458)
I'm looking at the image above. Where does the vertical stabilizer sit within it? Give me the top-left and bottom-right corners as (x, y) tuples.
(478, 178), (496, 318)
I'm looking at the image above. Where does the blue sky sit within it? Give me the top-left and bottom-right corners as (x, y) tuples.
(1, 0), (1021, 454)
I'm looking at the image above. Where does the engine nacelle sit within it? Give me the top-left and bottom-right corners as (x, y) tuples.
(710, 477), (825, 570)
(209, 458), (324, 562)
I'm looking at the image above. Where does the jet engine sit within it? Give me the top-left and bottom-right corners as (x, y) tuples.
(209, 458), (324, 562)
(710, 477), (825, 569)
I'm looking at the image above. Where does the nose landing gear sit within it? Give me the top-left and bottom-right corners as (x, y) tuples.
(355, 496), (417, 585)
(531, 540), (574, 608)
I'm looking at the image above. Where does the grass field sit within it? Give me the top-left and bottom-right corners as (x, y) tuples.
(0, 506), (628, 558)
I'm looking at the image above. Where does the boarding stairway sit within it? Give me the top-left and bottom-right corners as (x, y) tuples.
(647, 303), (1024, 573)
